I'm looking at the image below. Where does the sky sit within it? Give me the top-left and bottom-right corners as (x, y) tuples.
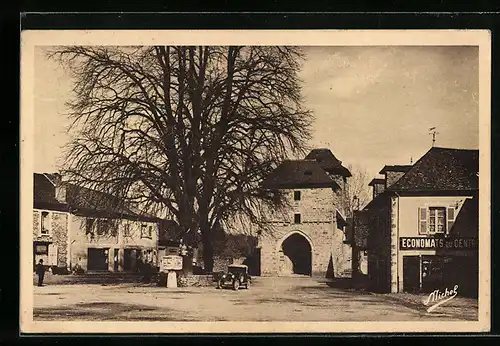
(34, 45), (479, 180)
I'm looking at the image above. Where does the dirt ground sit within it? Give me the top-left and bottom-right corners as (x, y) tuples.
(33, 275), (478, 322)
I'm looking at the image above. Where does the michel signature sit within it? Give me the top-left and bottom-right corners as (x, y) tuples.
(423, 285), (458, 313)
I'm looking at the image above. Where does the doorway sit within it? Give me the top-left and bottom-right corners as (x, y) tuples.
(113, 249), (119, 272)
(87, 248), (109, 271)
(124, 249), (134, 271)
(280, 232), (312, 276)
(403, 256), (420, 293)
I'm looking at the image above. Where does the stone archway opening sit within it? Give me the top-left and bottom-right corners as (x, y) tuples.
(280, 233), (312, 276)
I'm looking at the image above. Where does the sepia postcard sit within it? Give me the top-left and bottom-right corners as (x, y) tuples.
(20, 29), (491, 334)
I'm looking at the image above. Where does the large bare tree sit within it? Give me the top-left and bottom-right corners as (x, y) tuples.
(49, 46), (312, 271)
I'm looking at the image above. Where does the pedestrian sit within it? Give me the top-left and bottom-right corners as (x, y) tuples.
(36, 259), (46, 287)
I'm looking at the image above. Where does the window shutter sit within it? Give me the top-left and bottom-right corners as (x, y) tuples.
(447, 207), (455, 234)
(48, 244), (58, 266)
(418, 207), (427, 235)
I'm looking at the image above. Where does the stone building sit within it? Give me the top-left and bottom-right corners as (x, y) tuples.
(33, 173), (166, 273)
(358, 147), (479, 297)
(257, 149), (353, 278)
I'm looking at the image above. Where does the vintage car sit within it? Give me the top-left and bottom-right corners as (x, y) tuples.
(214, 264), (251, 290)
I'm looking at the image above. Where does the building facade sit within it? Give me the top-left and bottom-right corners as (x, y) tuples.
(33, 173), (162, 273)
(358, 147), (479, 296)
(257, 149), (353, 278)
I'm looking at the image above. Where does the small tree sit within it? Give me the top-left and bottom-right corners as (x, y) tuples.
(339, 164), (371, 277)
(339, 164), (371, 219)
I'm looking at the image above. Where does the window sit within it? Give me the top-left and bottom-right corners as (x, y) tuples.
(418, 208), (427, 235)
(418, 207), (456, 235)
(86, 218), (95, 234)
(35, 244), (48, 255)
(294, 191), (301, 201)
(447, 208), (455, 232)
(294, 213), (301, 224)
(123, 223), (131, 237)
(429, 207), (446, 234)
(141, 224), (152, 238)
(97, 219), (111, 235)
(40, 211), (51, 235)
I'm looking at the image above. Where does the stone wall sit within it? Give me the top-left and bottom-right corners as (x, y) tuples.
(177, 274), (214, 287)
(332, 227), (353, 277)
(33, 209), (69, 269)
(259, 187), (351, 278)
(51, 212), (69, 267)
(372, 183), (385, 199)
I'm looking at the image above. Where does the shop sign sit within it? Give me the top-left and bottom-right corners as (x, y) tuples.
(161, 255), (183, 272)
(399, 237), (477, 250)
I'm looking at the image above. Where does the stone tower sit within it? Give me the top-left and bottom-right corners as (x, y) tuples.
(257, 149), (353, 278)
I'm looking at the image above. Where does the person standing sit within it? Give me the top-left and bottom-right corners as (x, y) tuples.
(36, 259), (46, 287)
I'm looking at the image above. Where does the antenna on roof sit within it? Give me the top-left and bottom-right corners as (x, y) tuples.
(410, 157), (413, 164)
(429, 127), (439, 147)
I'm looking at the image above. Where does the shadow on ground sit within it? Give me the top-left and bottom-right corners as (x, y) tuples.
(34, 302), (197, 321)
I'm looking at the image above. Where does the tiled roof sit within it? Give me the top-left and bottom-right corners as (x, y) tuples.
(305, 148), (352, 177)
(261, 160), (340, 190)
(65, 183), (159, 221)
(379, 165), (413, 174)
(33, 173), (160, 221)
(389, 147), (479, 192)
(448, 198), (478, 237)
(368, 178), (385, 186)
(33, 173), (69, 211)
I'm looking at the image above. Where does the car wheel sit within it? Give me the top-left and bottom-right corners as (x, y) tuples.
(233, 280), (240, 290)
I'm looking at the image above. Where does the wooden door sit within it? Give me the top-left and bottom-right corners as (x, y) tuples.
(48, 243), (58, 266)
(403, 256), (420, 293)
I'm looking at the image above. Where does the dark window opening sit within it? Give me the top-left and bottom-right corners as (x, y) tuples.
(294, 191), (301, 201)
(35, 244), (48, 255)
(294, 213), (301, 224)
(41, 211), (50, 235)
(141, 224), (152, 238)
(97, 219), (112, 235)
(123, 224), (131, 237)
(86, 218), (95, 234)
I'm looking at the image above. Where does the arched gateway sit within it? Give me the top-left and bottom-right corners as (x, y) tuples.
(278, 231), (313, 276)
(257, 149), (353, 279)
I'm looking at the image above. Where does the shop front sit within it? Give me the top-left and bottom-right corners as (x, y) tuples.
(399, 236), (478, 297)
(33, 241), (58, 270)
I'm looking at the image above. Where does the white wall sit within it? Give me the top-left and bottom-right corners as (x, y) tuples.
(395, 195), (473, 291)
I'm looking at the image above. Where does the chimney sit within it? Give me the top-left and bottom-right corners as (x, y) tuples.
(368, 178), (385, 199)
(53, 173), (67, 203)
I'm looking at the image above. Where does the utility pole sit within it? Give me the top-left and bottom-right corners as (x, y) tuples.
(429, 127), (438, 147)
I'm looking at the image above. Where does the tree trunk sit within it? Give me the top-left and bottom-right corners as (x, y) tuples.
(202, 236), (214, 273)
